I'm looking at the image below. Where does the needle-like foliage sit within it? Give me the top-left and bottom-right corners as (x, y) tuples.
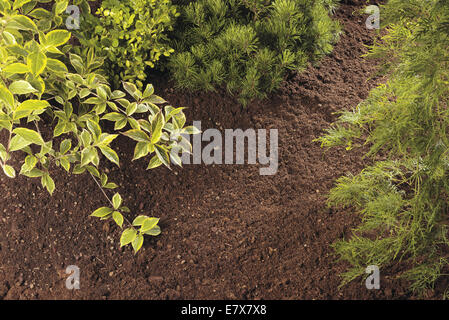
(168, 0), (341, 105)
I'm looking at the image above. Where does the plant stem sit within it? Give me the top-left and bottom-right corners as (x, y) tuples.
(88, 171), (134, 228)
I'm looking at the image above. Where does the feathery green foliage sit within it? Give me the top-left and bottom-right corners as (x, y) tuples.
(317, 0), (449, 293)
(168, 0), (341, 105)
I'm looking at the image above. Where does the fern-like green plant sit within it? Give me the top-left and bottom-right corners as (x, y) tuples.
(317, 0), (449, 294)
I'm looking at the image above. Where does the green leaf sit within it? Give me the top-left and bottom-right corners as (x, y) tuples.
(14, 99), (49, 120)
(123, 129), (150, 142)
(170, 152), (183, 167)
(45, 30), (71, 47)
(0, 85), (14, 108)
(146, 95), (166, 104)
(144, 225), (161, 236)
(28, 76), (45, 95)
(143, 84), (154, 98)
(120, 228), (137, 247)
(87, 120), (101, 138)
(13, 128), (44, 145)
(139, 119), (152, 133)
(91, 207), (113, 218)
(132, 233), (144, 253)
(54, 0), (68, 14)
(111, 90), (126, 99)
(80, 147), (97, 167)
(86, 165), (100, 178)
(141, 218), (159, 233)
(9, 134), (32, 151)
(13, 0), (32, 10)
(114, 118), (128, 130)
(3, 63), (29, 74)
(104, 182), (118, 189)
(147, 155), (162, 170)
(112, 211), (124, 228)
(28, 8), (52, 20)
(155, 145), (170, 168)
(173, 112), (186, 129)
(9, 80), (36, 95)
(79, 88), (91, 99)
(2, 31), (15, 45)
(183, 126), (201, 135)
(151, 111), (164, 144)
(46, 58), (68, 73)
(22, 168), (44, 178)
(41, 174), (55, 195)
(11, 15), (37, 31)
(60, 158), (70, 172)
(96, 86), (108, 100)
(72, 164), (86, 175)
(69, 54), (84, 74)
(102, 112), (125, 122)
(166, 107), (185, 122)
(98, 133), (118, 146)
(80, 130), (92, 147)
(99, 146), (120, 167)
(95, 102), (106, 114)
(15, 99), (49, 111)
(133, 141), (150, 160)
(116, 99), (130, 109)
(112, 193), (122, 210)
(0, 0), (11, 11)
(2, 165), (16, 178)
(60, 139), (71, 154)
(128, 117), (140, 130)
(27, 50), (47, 76)
(20, 155), (37, 174)
(132, 215), (148, 226)
(83, 97), (103, 104)
(53, 121), (66, 137)
(123, 82), (141, 100)
(0, 143), (6, 161)
(126, 102), (138, 116)
(67, 73), (84, 85)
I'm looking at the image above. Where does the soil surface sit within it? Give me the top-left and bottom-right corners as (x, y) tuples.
(0, 1), (440, 300)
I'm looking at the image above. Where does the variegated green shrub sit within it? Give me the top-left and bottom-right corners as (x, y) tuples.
(76, 0), (178, 88)
(0, 0), (197, 253)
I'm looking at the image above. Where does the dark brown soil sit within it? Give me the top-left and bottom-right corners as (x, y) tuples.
(0, 2), (439, 300)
